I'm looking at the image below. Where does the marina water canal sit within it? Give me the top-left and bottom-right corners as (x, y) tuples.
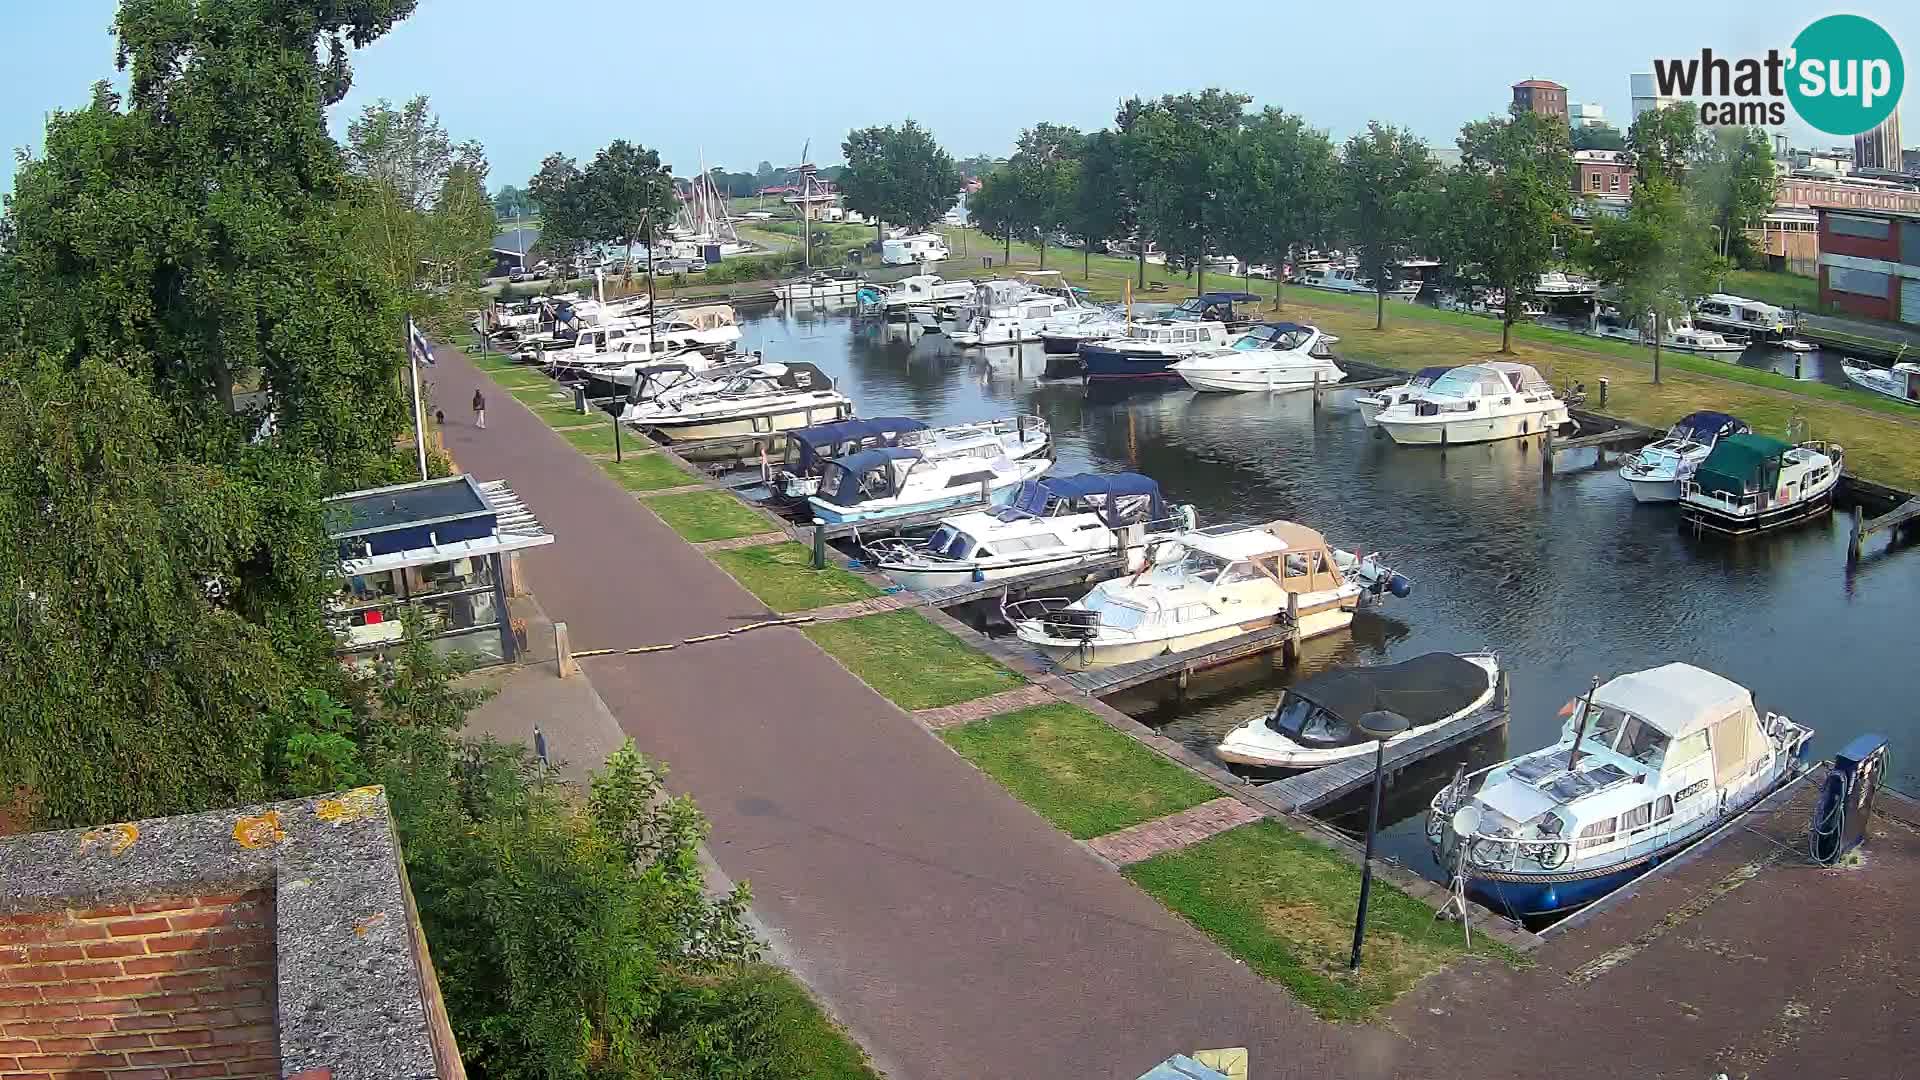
(734, 304), (1919, 879)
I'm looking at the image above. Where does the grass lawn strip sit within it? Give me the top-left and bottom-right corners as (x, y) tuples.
(643, 490), (776, 543)
(530, 404), (605, 429)
(599, 453), (699, 493)
(559, 423), (624, 455)
(1124, 821), (1519, 1021)
(941, 703), (1218, 839)
(710, 543), (881, 613)
(803, 610), (1023, 711)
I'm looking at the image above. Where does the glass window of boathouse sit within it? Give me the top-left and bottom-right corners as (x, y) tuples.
(325, 475), (554, 667)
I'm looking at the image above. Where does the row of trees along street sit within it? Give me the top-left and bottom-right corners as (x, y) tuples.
(0, 3), (877, 1078)
(826, 92), (1776, 381)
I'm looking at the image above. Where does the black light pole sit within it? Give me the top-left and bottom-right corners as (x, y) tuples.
(1350, 709), (1411, 971)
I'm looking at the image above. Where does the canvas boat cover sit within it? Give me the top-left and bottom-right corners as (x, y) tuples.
(1692, 433), (1790, 498)
(1590, 663), (1753, 739)
(996, 472), (1166, 526)
(1284, 653), (1490, 728)
(1409, 366), (1450, 387)
(818, 447), (922, 505)
(1669, 411), (1749, 443)
(787, 417), (928, 473)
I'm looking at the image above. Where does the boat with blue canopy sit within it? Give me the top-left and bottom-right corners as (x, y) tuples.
(806, 445), (1052, 525)
(1618, 411), (1752, 504)
(865, 472), (1196, 590)
(769, 414), (1050, 501)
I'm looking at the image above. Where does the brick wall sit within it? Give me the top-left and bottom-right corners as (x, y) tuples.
(0, 890), (279, 1080)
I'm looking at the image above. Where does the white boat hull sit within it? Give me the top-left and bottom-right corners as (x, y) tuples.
(1216, 655), (1499, 769)
(1020, 606), (1353, 671)
(879, 550), (1103, 592)
(643, 402), (852, 442)
(1623, 475), (1682, 504)
(1176, 364), (1344, 393)
(1377, 407), (1567, 446)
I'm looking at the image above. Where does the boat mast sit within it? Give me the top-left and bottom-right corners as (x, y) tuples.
(1565, 676), (1600, 772)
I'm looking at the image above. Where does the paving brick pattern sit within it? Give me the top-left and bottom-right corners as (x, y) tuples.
(913, 685), (1059, 729)
(1084, 798), (1268, 866)
(693, 531), (792, 552)
(798, 593), (917, 622)
(0, 891), (278, 1079)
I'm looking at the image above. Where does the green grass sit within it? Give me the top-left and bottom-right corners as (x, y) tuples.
(643, 963), (879, 1079)
(1124, 822), (1519, 1021)
(710, 542), (882, 613)
(803, 610), (1023, 710)
(643, 490), (775, 542)
(558, 423), (625, 455)
(530, 403), (606, 429)
(468, 350), (519, 372)
(941, 703), (1218, 839)
(598, 453), (697, 492)
(488, 368), (557, 391)
(1723, 268), (1821, 312)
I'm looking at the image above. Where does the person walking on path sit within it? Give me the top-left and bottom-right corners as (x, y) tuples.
(472, 388), (487, 429)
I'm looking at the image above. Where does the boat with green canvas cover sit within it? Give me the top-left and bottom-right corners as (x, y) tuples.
(1679, 433), (1842, 536)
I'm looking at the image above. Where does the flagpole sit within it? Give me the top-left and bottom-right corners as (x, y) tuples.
(407, 316), (429, 481)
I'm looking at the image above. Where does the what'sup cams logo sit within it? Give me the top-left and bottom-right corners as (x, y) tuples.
(1652, 14), (1904, 135)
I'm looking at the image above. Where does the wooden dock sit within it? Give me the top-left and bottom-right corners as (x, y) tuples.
(915, 556), (1126, 609)
(1259, 707), (1510, 814)
(1061, 621), (1301, 698)
(1848, 498), (1920, 565)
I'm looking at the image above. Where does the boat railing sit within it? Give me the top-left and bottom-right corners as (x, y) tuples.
(1680, 480), (1763, 513)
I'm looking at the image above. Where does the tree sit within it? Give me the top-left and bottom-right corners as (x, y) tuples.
(1003, 123), (1083, 269)
(1222, 107), (1337, 309)
(1689, 126), (1777, 264)
(1571, 123), (1628, 152)
(754, 159), (777, 186)
(1581, 175), (1723, 384)
(1069, 130), (1133, 280)
(1629, 105), (1701, 185)
(1119, 89), (1249, 295)
(583, 140), (676, 284)
(1338, 122), (1437, 328)
(1444, 106), (1575, 351)
(967, 168), (1021, 263)
(840, 119), (964, 244)
(492, 184), (535, 220)
(527, 153), (593, 265)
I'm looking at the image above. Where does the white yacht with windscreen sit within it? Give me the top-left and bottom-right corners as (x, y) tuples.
(866, 473), (1194, 591)
(1353, 366), (1449, 427)
(1218, 653), (1500, 771)
(1427, 663), (1812, 919)
(805, 447), (1051, 525)
(1169, 322), (1345, 393)
(1373, 362), (1571, 446)
(621, 362), (852, 441)
(1004, 521), (1408, 670)
(1618, 411), (1751, 503)
(949, 278), (1085, 346)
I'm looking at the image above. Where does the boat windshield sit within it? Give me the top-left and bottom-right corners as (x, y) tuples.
(923, 526), (970, 559)
(1573, 703), (1672, 764)
(1168, 548), (1232, 584)
(1267, 694), (1354, 746)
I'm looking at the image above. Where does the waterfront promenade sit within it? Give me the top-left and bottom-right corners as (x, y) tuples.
(425, 344), (1383, 1080)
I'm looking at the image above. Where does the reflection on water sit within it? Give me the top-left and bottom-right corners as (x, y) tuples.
(735, 306), (1920, 879)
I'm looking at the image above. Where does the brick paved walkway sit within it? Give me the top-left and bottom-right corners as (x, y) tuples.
(694, 531), (792, 551)
(800, 593), (918, 622)
(1085, 798), (1268, 866)
(912, 685), (1059, 730)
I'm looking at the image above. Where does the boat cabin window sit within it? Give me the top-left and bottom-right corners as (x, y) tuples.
(1620, 802), (1654, 835)
(1089, 598), (1150, 631)
(1216, 561), (1265, 586)
(1668, 729), (1710, 767)
(1576, 817), (1617, 850)
(1170, 603), (1216, 623)
(1172, 549), (1231, 584)
(926, 526), (969, 559)
(1267, 695), (1354, 746)
(1653, 796), (1674, 822)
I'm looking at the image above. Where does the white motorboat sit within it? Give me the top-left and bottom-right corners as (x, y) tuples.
(1679, 435), (1842, 536)
(1618, 411), (1751, 504)
(806, 446), (1051, 525)
(865, 473), (1195, 591)
(879, 274), (975, 311)
(1840, 359), (1920, 404)
(1217, 652), (1500, 771)
(773, 271), (865, 302)
(1693, 293), (1792, 339)
(949, 277), (1086, 346)
(1300, 266), (1369, 293)
(1079, 319), (1237, 383)
(1374, 362), (1572, 446)
(1778, 338), (1816, 353)
(1038, 306), (1129, 355)
(623, 362), (852, 441)
(1354, 366), (1450, 428)
(613, 356), (756, 408)
(1533, 271), (1597, 297)
(770, 415), (1051, 501)
(1005, 520), (1405, 671)
(1428, 663), (1813, 918)
(1595, 313), (1745, 357)
(1169, 322), (1344, 393)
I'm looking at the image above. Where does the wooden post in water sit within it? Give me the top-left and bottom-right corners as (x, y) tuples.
(1312, 371), (1323, 413)
(1282, 591), (1302, 666)
(1541, 426), (1555, 486)
(1848, 504), (1864, 566)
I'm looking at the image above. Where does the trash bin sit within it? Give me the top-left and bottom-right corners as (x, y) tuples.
(574, 385), (589, 414)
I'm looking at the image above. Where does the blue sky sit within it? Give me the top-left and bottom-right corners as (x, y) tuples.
(2, 2), (1915, 195)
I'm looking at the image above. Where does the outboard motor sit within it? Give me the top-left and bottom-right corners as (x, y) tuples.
(1810, 734), (1887, 865)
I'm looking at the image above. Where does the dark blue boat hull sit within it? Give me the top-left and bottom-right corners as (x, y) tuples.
(1079, 344), (1184, 382)
(1466, 859), (1659, 919)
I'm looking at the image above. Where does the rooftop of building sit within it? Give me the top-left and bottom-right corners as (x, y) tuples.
(0, 788), (460, 1080)
(1813, 204), (1920, 223)
(1513, 78), (1566, 90)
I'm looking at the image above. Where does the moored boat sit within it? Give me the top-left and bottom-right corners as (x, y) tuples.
(1618, 411), (1751, 504)
(1678, 434), (1842, 536)
(1354, 366), (1449, 427)
(1428, 663), (1814, 919)
(1840, 359), (1920, 404)
(1217, 652), (1499, 771)
(1079, 320), (1235, 383)
(769, 415), (1050, 501)
(805, 446), (1052, 525)
(1169, 322), (1344, 393)
(623, 362), (852, 441)
(1373, 362), (1571, 446)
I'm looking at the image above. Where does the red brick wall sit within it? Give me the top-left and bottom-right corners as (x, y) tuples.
(0, 891), (278, 1080)
(1819, 218), (1901, 261)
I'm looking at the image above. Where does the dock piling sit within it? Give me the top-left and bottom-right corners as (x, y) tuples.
(812, 521), (827, 570)
(1849, 504), (1865, 566)
(1312, 372), (1323, 412)
(1541, 426), (1555, 485)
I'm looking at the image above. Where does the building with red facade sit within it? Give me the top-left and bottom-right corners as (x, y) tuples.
(1512, 79), (1568, 122)
(1815, 207), (1920, 324)
(1574, 150), (1634, 199)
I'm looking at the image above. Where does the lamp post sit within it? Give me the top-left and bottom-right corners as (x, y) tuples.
(1350, 709), (1412, 971)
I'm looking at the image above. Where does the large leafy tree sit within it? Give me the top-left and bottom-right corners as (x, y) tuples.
(1628, 105), (1701, 185)
(1689, 126), (1777, 265)
(1338, 122), (1436, 329)
(1222, 107), (1337, 309)
(840, 119), (963, 242)
(1069, 130), (1133, 280)
(527, 152), (594, 270)
(1571, 123), (1628, 152)
(1444, 106), (1575, 351)
(1581, 175), (1723, 384)
(493, 183), (536, 220)
(1119, 89), (1249, 295)
(1003, 123), (1083, 269)
(966, 168), (1018, 263)
(584, 140), (677, 283)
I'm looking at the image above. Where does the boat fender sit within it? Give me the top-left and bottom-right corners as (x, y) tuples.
(1387, 573), (1413, 599)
